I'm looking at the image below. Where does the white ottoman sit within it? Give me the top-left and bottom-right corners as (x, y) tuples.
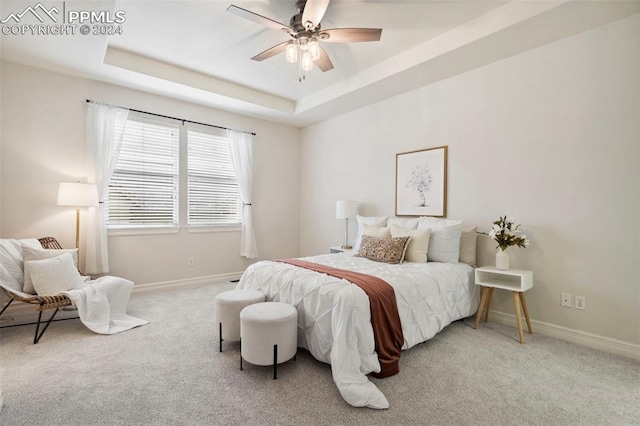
(240, 302), (298, 380)
(215, 289), (265, 352)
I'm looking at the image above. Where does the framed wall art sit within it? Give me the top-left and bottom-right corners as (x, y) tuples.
(395, 145), (448, 217)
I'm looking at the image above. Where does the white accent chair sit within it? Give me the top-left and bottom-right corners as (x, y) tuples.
(0, 237), (77, 344)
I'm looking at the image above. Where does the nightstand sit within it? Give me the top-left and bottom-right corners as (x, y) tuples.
(474, 266), (533, 344)
(329, 246), (355, 256)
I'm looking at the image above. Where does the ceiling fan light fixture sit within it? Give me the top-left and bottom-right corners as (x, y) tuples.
(285, 41), (298, 63)
(299, 37), (308, 50)
(301, 51), (314, 72)
(308, 37), (320, 61)
(228, 0), (383, 80)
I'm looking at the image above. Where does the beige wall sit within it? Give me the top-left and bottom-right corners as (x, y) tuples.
(0, 61), (301, 284)
(300, 15), (640, 345)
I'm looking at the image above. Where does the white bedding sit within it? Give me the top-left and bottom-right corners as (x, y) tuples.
(236, 253), (480, 409)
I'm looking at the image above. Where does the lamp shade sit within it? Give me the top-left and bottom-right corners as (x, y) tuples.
(336, 200), (358, 219)
(57, 182), (99, 207)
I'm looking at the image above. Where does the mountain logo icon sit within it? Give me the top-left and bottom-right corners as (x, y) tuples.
(1, 2), (60, 24)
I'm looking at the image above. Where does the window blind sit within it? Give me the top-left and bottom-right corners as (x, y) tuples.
(187, 128), (241, 226)
(107, 118), (179, 226)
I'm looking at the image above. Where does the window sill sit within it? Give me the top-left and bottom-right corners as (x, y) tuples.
(108, 226), (181, 237)
(187, 225), (242, 233)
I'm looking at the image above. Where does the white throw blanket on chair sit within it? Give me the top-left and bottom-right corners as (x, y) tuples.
(1, 237), (148, 335)
(63, 276), (149, 334)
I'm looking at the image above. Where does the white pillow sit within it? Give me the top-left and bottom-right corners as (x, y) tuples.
(418, 217), (464, 228)
(354, 215), (388, 251)
(390, 225), (431, 263)
(361, 224), (391, 239)
(387, 217), (419, 230)
(22, 247), (78, 295)
(418, 217), (464, 263)
(27, 253), (84, 296)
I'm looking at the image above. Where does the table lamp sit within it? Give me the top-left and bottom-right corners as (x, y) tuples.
(57, 182), (99, 249)
(336, 200), (358, 249)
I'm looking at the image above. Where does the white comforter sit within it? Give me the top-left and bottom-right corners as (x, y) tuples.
(236, 254), (480, 409)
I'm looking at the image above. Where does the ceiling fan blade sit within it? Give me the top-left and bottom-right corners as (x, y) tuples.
(301, 0), (331, 30)
(320, 28), (382, 43)
(227, 5), (291, 33)
(251, 41), (289, 62)
(316, 46), (334, 72)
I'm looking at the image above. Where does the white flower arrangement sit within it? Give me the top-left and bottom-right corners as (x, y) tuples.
(489, 215), (530, 251)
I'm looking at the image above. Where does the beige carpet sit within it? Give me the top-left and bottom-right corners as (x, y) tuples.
(0, 281), (638, 425)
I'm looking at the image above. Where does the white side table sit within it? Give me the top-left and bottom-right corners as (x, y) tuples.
(474, 266), (533, 344)
(329, 246), (355, 256)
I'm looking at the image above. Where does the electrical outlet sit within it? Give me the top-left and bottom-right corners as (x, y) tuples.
(575, 295), (586, 310)
(188, 258), (194, 267)
(561, 293), (572, 308)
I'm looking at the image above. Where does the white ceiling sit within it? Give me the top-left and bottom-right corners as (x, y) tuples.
(2, 0), (639, 127)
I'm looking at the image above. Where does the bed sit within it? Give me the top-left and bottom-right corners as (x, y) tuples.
(235, 252), (480, 409)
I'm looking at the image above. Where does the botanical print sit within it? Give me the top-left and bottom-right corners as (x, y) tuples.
(396, 146), (447, 217)
(405, 164), (432, 207)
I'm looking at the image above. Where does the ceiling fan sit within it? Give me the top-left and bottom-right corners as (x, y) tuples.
(227, 0), (382, 78)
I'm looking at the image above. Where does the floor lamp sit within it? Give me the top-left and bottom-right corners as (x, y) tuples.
(57, 182), (99, 249)
(336, 200), (358, 250)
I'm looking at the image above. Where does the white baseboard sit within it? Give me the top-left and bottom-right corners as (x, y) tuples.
(488, 310), (640, 361)
(132, 272), (243, 292)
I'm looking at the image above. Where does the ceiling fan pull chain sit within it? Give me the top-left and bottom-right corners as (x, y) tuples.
(298, 47), (306, 82)
(298, 51), (302, 82)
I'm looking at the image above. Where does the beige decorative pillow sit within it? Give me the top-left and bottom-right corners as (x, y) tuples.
(354, 215), (388, 251)
(459, 226), (477, 266)
(390, 225), (431, 263)
(355, 235), (410, 264)
(362, 224), (391, 240)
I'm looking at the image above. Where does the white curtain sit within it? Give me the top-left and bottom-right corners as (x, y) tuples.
(85, 103), (129, 274)
(227, 129), (258, 259)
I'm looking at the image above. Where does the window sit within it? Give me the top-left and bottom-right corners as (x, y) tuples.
(106, 114), (242, 230)
(107, 116), (179, 226)
(187, 128), (242, 226)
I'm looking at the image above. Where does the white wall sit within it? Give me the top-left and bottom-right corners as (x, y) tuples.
(0, 61), (301, 284)
(0, 49), (3, 236)
(0, 1), (4, 406)
(300, 15), (640, 345)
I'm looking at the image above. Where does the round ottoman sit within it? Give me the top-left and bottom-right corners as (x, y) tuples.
(240, 302), (298, 380)
(215, 289), (265, 352)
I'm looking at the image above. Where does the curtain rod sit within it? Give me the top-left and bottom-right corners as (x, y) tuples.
(85, 99), (256, 136)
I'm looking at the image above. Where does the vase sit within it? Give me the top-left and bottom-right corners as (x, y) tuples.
(496, 249), (509, 270)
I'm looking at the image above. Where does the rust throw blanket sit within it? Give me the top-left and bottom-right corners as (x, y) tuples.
(278, 259), (404, 378)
